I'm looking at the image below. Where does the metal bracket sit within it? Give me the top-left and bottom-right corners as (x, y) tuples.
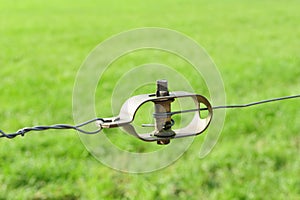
(96, 80), (213, 145)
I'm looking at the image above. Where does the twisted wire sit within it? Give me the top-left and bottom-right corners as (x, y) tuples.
(0, 118), (104, 139)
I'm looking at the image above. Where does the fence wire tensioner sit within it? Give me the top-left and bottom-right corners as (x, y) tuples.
(96, 80), (212, 145)
(1, 79), (299, 144)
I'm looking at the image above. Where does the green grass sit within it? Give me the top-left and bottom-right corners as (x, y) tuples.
(1, 0), (300, 199)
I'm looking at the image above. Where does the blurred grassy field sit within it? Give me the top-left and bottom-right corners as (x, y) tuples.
(0, 0), (299, 199)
